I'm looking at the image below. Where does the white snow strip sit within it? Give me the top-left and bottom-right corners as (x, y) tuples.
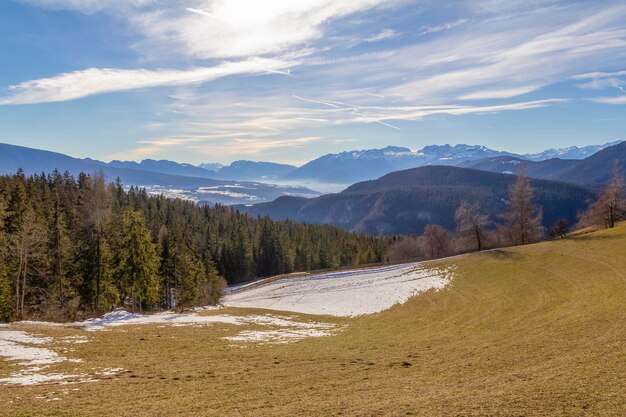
(222, 263), (452, 317)
(77, 311), (245, 331)
(73, 310), (334, 333)
(224, 328), (335, 344)
(64, 310), (340, 344)
(1, 373), (93, 386)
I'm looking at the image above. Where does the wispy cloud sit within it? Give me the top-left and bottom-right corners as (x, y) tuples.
(364, 29), (400, 42)
(420, 18), (469, 35)
(458, 86), (540, 100)
(592, 96), (626, 104)
(0, 58), (291, 104)
(384, 3), (626, 101)
(105, 134), (324, 162)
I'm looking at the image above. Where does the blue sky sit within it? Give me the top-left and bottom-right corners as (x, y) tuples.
(1, 0), (626, 166)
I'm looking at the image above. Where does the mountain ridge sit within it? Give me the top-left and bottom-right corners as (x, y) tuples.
(236, 165), (595, 235)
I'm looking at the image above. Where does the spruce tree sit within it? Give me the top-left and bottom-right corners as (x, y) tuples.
(116, 210), (161, 311)
(0, 198), (14, 322)
(174, 252), (204, 311)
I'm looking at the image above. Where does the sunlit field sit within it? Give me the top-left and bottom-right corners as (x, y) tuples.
(2, 224), (625, 416)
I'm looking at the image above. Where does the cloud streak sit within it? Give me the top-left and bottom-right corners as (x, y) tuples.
(0, 58), (291, 104)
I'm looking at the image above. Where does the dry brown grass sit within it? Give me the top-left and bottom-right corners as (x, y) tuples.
(1, 224), (625, 416)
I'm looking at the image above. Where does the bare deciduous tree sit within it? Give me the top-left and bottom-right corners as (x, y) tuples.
(580, 162), (626, 229)
(455, 200), (490, 251)
(501, 173), (543, 245)
(12, 209), (45, 319)
(422, 224), (449, 259)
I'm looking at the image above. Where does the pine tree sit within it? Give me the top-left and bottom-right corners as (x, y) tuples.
(0, 198), (14, 322)
(116, 210), (161, 312)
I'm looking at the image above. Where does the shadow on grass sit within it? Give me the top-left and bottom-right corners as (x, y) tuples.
(484, 249), (525, 261)
(570, 232), (623, 242)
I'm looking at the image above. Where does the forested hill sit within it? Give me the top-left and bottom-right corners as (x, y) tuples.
(237, 166), (595, 235)
(0, 171), (385, 321)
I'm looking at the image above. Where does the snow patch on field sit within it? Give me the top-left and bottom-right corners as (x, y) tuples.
(0, 331), (59, 366)
(222, 263), (452, 317)
(70, 310), (339, 344)
(225, 328), (335, 344)
(0, 330), (124, 386)
(0, 330), (91, 386)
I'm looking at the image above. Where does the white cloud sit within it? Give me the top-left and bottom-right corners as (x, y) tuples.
(383, 3), (626, 101)
(458, 86), (540, 100)
(364, 29), (399, 42)
(592, 96), (626, 104)
(105, 135), (323, 162)
(21, 0), (399, 60)
(420, 18), (469, 35)
(571, 69), (626, 79)
(0, 58), (291, 104)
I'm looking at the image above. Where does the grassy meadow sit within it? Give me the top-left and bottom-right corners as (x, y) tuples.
(1, 224), (625, 416)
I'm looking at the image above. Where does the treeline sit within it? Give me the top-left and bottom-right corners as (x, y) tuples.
(0, 170), (385, 322)
(388, 167), (626, 262)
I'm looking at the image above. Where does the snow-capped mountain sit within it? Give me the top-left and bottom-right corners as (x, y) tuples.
(284, 144), (517, 183)
(280, 141), (622, 184)
(523, 141), (621, 161)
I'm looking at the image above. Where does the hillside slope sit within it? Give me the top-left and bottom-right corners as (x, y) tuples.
(239, 166), (595, 235)
(2, 222), (625, 416)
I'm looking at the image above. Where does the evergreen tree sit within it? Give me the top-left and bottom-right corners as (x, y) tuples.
(173, 252), (203, 311)
(4, 180), (28, 234)
(0, 198), (14, 322)
(116, 210), (161, 311)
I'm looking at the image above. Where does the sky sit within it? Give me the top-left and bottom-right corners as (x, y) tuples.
(1, 0), (626, 166)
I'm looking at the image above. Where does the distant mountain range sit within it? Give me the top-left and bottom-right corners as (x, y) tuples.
(0, 143), (318, 205)
(1, 138), (622, 213)
(274, 141), (621, 184)
(236, 166), (595, 235)
(461, 141), (626, 185)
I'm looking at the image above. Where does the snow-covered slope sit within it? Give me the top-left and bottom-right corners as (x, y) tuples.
(222, 263), (451, 317)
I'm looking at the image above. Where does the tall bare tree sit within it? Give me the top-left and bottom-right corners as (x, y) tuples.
(77, 172), (112, 311)
(501, 173), (543, 245)
(455, 200), (490, 251)
(422, 224), (449, 259)
(12, 209), (45, 319)
(580, 162), (626, 228)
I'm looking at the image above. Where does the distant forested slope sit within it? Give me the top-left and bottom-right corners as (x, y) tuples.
(238, 166), (595, 235)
